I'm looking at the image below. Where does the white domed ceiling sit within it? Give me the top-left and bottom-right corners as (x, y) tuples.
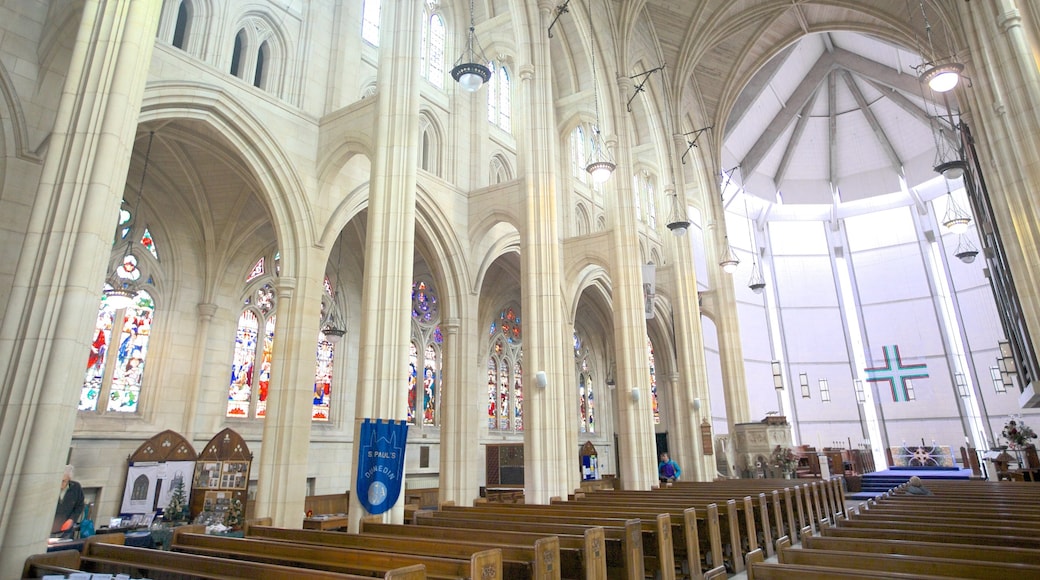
(722, 31), (959, 206)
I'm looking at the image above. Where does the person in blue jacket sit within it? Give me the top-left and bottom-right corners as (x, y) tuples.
(658, 452), (681, 483)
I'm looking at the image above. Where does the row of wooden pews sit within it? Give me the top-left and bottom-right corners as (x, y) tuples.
(24, 534), (426, 580)
(746, 479), (1040, 579)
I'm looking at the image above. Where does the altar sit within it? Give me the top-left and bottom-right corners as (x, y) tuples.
(889, 443), (956, 467)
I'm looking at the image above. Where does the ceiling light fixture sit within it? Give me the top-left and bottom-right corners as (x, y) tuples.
(584, 4), (614, 183)
(941, 183), (971, 234)
(953, 234), (979, 264)
(744, 195), (765, 293)
(451, 0), (491, 92)
(665, 188), (690, 236)
(912, 1), (965, 93)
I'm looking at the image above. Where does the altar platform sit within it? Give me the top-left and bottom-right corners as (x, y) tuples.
(847, 467), (973, 500)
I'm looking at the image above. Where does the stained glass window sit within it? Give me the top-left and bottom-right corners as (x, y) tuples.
(226, 310), (259, 417)
(312, 329), (334, 420)
(254, 315), (275, 418)
(246, 257), (264, 282)
(362, 0), (381, 46)
(81, 206), (159, 414)
(648, 336), (659, 424)
(106, 291), (154, 412)
(226, 281), (277, 418)
(575, 332), (595, 433)
(141, 228), (159, 260)
(487, 307), (523, 431)
(409, 279), (441, 427)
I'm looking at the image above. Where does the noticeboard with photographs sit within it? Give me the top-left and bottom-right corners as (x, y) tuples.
(221, 461), (249, 490)
(194, 461), (223, 489)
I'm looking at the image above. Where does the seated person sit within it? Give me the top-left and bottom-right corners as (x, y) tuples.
(658, 452), (681, 483)
(53, 465), (85, 538)
(904, 475), (933, 496)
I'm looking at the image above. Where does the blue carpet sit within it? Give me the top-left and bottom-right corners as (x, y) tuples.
(846, 467), (972, 500)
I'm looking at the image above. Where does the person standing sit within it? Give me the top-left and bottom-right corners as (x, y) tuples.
(658, 452), (681, 483)
(53, 465), (85, 538)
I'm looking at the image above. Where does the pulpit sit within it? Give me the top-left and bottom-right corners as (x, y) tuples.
(733, 416), (793, 478)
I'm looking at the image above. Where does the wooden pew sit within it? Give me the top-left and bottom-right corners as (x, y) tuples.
(416, 510), (645, 580)
(776, 545), (1040, 577)
(821, 524), (1040, 550)
(82, 540), (426, 579)
(246, 525), (562, 580)
(360, 521), (606, 580)
(172, 532), (501, 580)
(451, 502), (681, 577)
(745, 548), (949, 580)
(22, 550), (81, 579)
(802, 535), (1040, 565)
(577, 487), (775, 558)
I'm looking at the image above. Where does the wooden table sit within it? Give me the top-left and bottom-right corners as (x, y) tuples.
(303, 515), (349, 530)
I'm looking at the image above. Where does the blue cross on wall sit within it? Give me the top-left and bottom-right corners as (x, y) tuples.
(865, 345), (929, 403)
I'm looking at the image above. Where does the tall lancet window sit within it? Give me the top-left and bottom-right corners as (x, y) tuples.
(487, 307), (523, 431)
(409, 279), (443, 427)
(570, 125), (588, 182)
(362, 0), (381, 46)
(575, 332), (595, 433)
(487, 62), (512, 132)
(312, 276), (340, 421)
(227, 262), (278, 418)
(420, 3), (445, 88)
(648, 335), (659, 424)
(80, 203), (160, 414)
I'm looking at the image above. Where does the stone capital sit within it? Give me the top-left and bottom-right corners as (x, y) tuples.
(276, 276), (297, 300)
(196, 303), (218, 321)
(999, 9), (1022, 32)
(518, 64), (535, 82)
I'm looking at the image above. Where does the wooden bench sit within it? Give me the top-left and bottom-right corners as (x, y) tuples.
(416, 510), (645, 579)
(360, 521), (606, 580)
(172, 532), (501, 580)
(22, 550), (81, 579)
(405, 487), (440, 508)
(81, 539), (426, 579)
(776, 544), (1040, 577)
(246, 525), (562, 580)
(306, 492), (349, 516)
(449, 503), (678, 578)
(802, 535), (1040, 565)
(745, 548), (949, 579)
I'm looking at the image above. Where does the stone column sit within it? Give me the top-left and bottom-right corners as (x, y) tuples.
(959, 1), (1040, 401)
(609, 74), (657, 491)
(254, 268), (324, 526)
(184, 303), (219, 440)
(516, 2), (574, 504)
(347, 0), (422, 531)
(0, 1), (160, 574)
(438, 316), (482, 506)
(709, 218), (752, 433)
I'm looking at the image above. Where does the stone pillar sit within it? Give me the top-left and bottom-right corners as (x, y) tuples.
(516, 2), (574, 504)
(959, 1), (1040, 402)
(608, 73), (657, 491)
(347, 0), (422, 531)
(0, 1), (160, 574)
(184, 303), (219, 440)
(709, 221), (752, 432)
(438, 316), (482, 506)
(666, 137), (719, 481)
(254, 268), (324, 526)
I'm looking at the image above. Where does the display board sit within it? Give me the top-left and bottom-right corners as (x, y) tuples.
(120, 430), (198, 516)
(190, 428), (252, 522)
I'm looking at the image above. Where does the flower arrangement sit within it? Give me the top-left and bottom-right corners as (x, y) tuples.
(771, 445), (798, 473)
(1001, 416), (1038, 449)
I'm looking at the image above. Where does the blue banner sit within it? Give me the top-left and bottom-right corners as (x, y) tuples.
(355, 418), (408, 515)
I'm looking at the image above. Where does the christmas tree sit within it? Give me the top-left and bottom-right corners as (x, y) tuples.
(224, 497), (244, 530)
(165, 477), (188, 523)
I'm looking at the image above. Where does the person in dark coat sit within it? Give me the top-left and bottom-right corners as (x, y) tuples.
(905, 475), (933, 496)
(52, 465), (85, 538)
